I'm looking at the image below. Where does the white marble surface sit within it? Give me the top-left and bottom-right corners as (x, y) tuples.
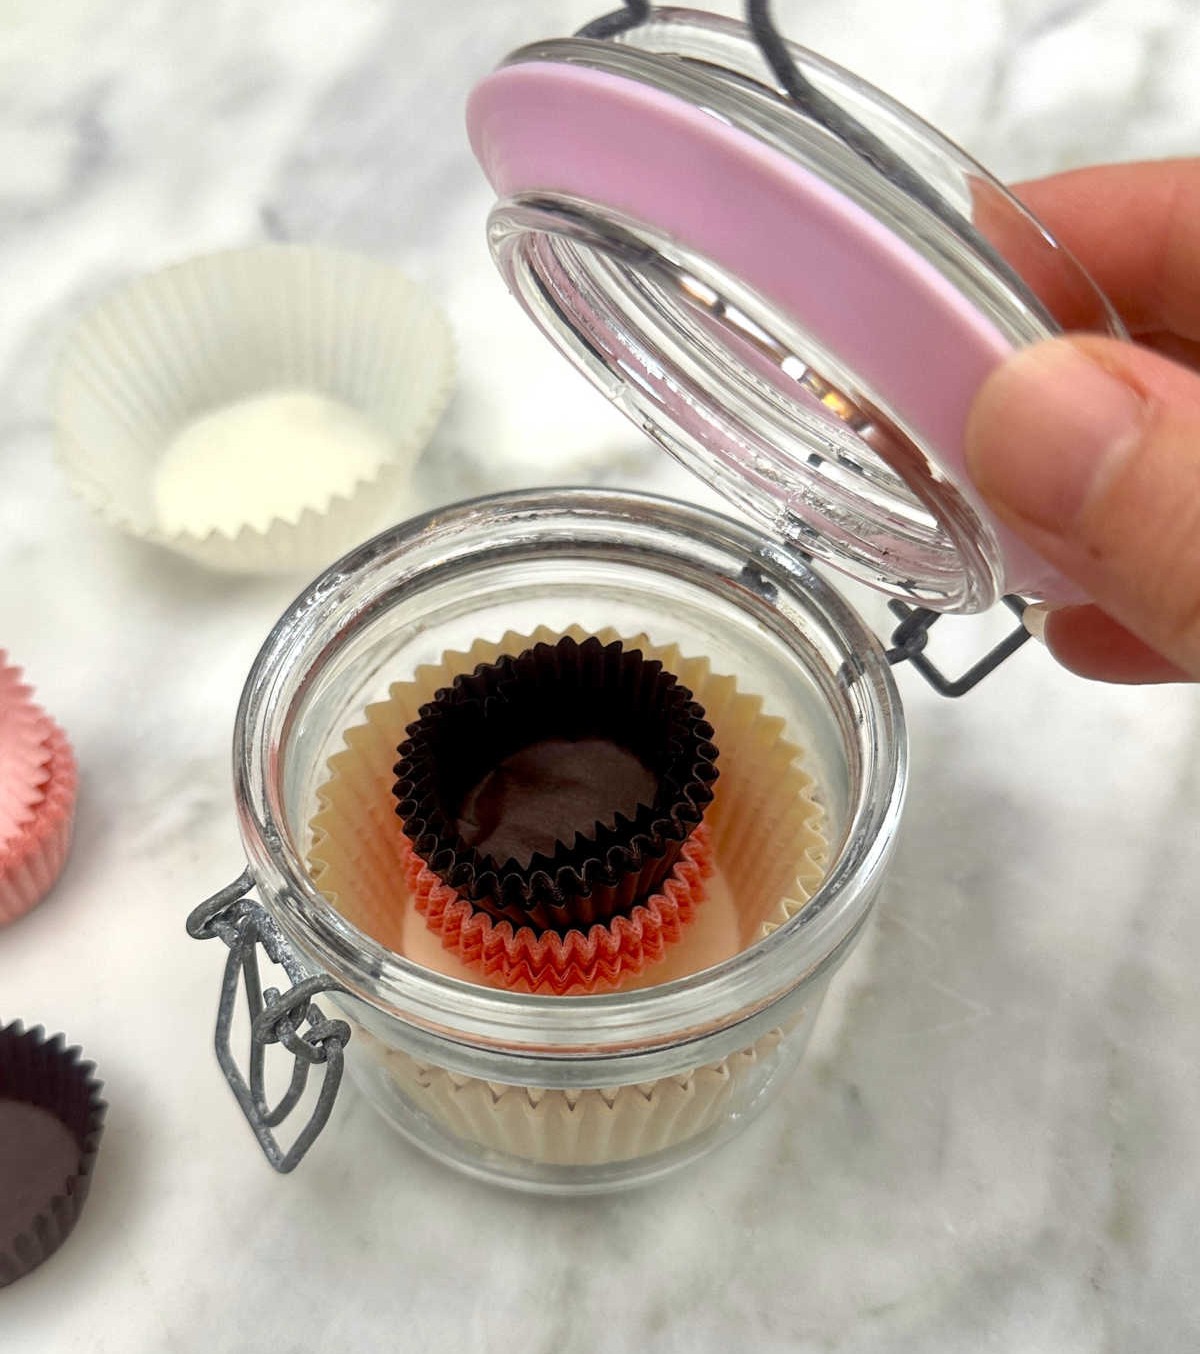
(3, 1), (1200, 1348)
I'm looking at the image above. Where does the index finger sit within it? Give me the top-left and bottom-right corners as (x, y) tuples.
(1011, 159), (1200, 342)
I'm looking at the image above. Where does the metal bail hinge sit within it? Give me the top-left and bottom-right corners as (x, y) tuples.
(186, 875), (351, 1173)
(886, 595), (1032, 697)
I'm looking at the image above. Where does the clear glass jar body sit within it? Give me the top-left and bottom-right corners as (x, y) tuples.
(231, 489), (906, 1193)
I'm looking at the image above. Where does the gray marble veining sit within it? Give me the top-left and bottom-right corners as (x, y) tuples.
(2, 3), (1200, 1350)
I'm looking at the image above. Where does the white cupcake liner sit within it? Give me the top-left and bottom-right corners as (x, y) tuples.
(55, 245), (455, 574)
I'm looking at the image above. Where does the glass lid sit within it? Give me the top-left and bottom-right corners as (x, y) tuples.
(468, 6), (1124, 614)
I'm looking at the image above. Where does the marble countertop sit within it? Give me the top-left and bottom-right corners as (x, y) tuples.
(4, 1), (1200, 1349)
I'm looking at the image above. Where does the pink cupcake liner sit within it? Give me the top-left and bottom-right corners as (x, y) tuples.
(0, 655), (54, 845)
(0, 724), (78, 928)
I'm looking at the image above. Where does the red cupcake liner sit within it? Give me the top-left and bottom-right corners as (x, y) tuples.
(0, 724), (78, 928)
(403, 823), (714, 995)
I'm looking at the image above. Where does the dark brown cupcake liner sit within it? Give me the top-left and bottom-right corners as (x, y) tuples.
(394, 634), (719, 932)
(0, 1020), (106, 1289)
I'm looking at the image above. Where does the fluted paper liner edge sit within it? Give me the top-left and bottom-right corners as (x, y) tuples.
(352, 1018), (791, 1166)
(309, 625), (827, 955)
(0, 1021), (106, 1288)
(54, 244), (456, 575)
(394, 635), (719, 930)
(0, 655), (54, 844)
(0, 724), (77, 928)
(402, 824), (714, 994)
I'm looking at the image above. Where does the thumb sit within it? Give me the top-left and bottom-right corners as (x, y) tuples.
(965, 334), (1200, 680)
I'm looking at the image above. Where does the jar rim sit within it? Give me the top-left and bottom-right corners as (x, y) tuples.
(232, 489), (907, 1053)
(470, 8), (1122, 610)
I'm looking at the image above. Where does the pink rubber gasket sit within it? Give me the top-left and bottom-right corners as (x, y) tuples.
(468, 61), (1077, 603)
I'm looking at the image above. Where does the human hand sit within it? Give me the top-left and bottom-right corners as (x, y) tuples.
(965, 159), (1200, 682)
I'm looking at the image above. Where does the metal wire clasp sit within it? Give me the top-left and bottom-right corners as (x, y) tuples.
(187, 873), (350, 1173)
(886, 595), (1032, 696)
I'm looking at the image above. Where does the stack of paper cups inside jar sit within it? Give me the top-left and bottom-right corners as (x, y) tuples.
(309, 628), (830, 1169)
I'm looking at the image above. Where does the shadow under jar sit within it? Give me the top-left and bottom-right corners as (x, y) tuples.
(220, 491), (904, 1194)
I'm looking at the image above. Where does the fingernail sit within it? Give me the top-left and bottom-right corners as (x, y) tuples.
(1022, 603), (1051, 642)
(966, 340), (1147, 531)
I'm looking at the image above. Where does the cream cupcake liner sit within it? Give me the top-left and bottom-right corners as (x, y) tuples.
(55, 244), (455, 574)
(308, 627), (827, 1168)
(350, 1018), (794, 1167)
(309, 625), (828, 954)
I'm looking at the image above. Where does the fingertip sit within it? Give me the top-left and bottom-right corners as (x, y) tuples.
(1039, 605), (1191, 684)
(965, 338), (1147, 533)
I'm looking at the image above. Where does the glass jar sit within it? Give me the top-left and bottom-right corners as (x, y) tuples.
(189, 7), (1123, 1193)
(193, 489), (904, 1193)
